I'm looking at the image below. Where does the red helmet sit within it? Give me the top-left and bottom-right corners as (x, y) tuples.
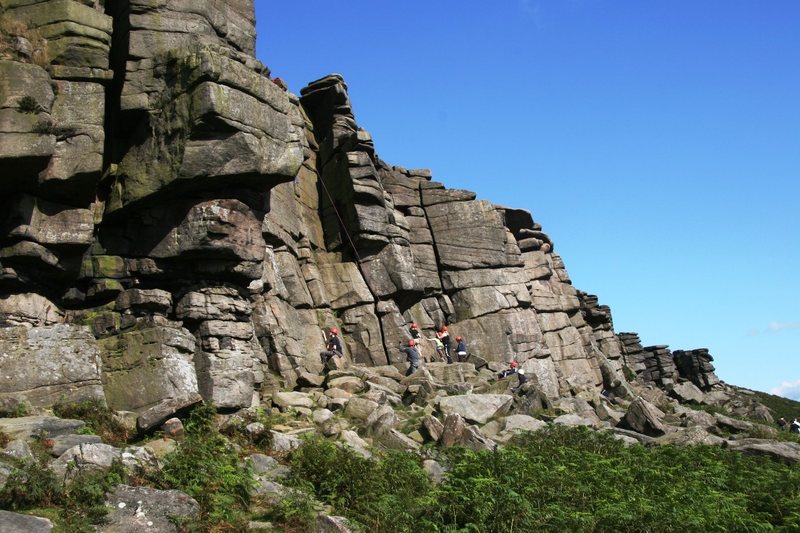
(329, 327), (338, 335)
(408, 340), (416, 347)
(441, 325), (448, 332)
(510, 361), (519, 368)
(411, 322), (418, 328)
(455, 336), (463, 341)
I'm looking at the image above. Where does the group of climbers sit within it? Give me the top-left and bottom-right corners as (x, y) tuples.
(320, 323), (528, 392)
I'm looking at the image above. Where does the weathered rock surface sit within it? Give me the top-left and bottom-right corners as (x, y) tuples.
(100, 485), (200, 533)
(0, 325), (104, 407)
(619, 397), (667, 437)
(0, 510), (53, 533)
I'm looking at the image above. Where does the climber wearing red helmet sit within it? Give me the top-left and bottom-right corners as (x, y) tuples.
(320, 326), (343, 368)
(400, 338), (421, 376)
(498, 360), (522, 379)
(436, 324), (452, 364)
(455, 336), (468, 362)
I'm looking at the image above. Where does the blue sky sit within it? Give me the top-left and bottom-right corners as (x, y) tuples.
(255, 1), (800, 399)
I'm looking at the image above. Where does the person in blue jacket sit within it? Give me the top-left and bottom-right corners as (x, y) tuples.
(455, 336), (468, 362)
(401, 339), (421, 376)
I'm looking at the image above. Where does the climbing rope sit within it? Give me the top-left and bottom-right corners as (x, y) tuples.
(318, 173), (362, 263)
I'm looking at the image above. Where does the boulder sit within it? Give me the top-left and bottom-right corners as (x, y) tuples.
(713, 413), (755, 434)
(619, 397), (667, 437)
(669, 382), (705, 404)
(438, 394), (514, 424)
(343, 397), (379, 421)
(440, 413), (466, 448)
(725, 439), (800, 464)
(0, 510), (53, 533)
(101, 485), (200, 532)
(272, 391), (315, 410)
(316, 514), (353, 533)
(502, 414), (547, 434)
(0, 416), (84, 440)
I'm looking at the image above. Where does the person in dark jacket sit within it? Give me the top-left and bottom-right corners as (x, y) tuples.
(498, 361), (520, 379)
(409, 322), (425, 361)
(511, 368), (528, 393)
(320, 327), (343, 365)
(401, 339), (421, 376)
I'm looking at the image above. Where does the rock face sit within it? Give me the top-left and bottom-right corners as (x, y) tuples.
(0, 0), (729, 429)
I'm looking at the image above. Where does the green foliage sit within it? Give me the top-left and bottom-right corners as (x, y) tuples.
(153, 403), (254, 531)
(287, 426), (800, 533)
(4, 400), (32, 418)
(53, 398), (131, 446)
(752, 390), (800, 422)
(286, 435), (436, 532)
(59, 460), (126, 531)
(0, 456), (60, 510)
(17, 95), (43, 113)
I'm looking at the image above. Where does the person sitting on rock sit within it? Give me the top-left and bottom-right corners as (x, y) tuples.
(777, 417), (788, 430)
(436, 324), (452, 363)
(498, 361), (520, 379)
(791, 418), (800, 434)
(511, 368), (528, 394)
(401, 339), (421, 376)
(455, 336), (468, 362)
(320, 327), (343, 366)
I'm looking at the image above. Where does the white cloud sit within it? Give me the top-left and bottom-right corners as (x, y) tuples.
(771, 380), (800, 401)
(767, 321), (800, 333)
(746, 321), (800, 336)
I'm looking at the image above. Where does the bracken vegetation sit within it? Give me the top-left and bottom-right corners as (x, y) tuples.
(274, 426), (800, 532)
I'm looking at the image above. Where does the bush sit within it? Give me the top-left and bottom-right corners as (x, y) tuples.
(287, 426), (800, 532)
(52, 398), (132, 446)
(0, 456), (61, 510)
(153, 403), (254, 531)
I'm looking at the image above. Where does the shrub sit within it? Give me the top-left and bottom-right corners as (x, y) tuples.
(17, 95), (42, 113)
(0, 456), (61, 510)
(287, 426), (800, 532)
(153, 403), (254, 531)
(52, 398), (132, 446)
(286, 435), (436, 532)
(59, 460), (126, 531)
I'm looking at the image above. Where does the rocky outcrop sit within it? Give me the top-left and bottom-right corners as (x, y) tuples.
(0, 0), (757, 437)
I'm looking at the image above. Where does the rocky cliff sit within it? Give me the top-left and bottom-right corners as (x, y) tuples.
(0, 0), (733, 430)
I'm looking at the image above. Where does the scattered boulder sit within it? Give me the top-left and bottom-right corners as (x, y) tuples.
(101, 485), (200, 532)
(619, 397), (667, 437)
(725, 439), (800, 465)
(438, 394), (514, 424)
(0, 510), (53, 533)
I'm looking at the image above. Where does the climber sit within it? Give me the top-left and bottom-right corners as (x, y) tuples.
(409, 322), (425, 361)
(320, 327), (343, 366)
(511, 368), (528, 394)
(498, 361), (520, 379)
(425, 334), (446, 363)
(436, 324), (452, 364)
(401, 339), (421, 376)
(455, 336), (468, 362)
